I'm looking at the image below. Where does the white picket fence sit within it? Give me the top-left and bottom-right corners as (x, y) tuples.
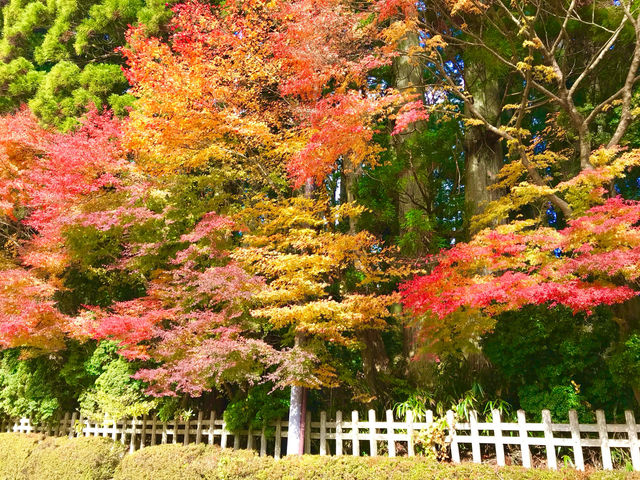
(3, 408), (640, 471)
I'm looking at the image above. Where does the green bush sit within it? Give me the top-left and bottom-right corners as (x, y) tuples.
(114, 444), (266, 480)
(115, 444), (639, 480)
(1, 435), (639, 480)
(0, 433), (41, 480)
(23, 436), (126, 480)
(0, 433), (125, 480)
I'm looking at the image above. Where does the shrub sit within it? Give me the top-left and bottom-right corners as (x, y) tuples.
(0, 433), (41, 480)
(114, 444), (267, 480)
(116, 445), (638, 480)
(22, 435), (125, 480)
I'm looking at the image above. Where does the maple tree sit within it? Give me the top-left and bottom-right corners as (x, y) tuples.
(0, 106), (128, 353)
(121, 0), (293, 181)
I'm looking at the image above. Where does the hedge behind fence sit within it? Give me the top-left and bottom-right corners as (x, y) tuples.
(1, 432), (639, 480)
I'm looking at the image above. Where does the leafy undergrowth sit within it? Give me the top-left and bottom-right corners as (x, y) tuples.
(0, 433), (638, 479)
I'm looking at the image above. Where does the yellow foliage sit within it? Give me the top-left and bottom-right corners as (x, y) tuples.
(233, 196), (405, 346)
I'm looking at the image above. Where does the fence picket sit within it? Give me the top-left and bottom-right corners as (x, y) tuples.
(469, 410), (481, 463)
(150, 416), (157, 446)
(492, 409), (505, 467)
(335, 411), (343, 456)
(446, 410), (460, 464)
(569, 410), (584, 471)
(129, 417), (137, 453)
(542, 410), (557, 470)
(195, 411), (203, 445)
(173, 418), (179, 445)
(406, 410), (414, 457)
(221, 418), (228, 449)
(208, 411), (215, 445)
(274, 419), (281, 459)
(386, 410), (395, 458)
(183, 417), (190, 446)
(517, 410), (531, 468)
(260, 427), (267, 457)
(368, 410), (377, 457)
(140, 415), (147, 449)
(320, 411), (327, 456)
(596, 410), (612, 470)
(626, 410), (640, 471)
(352, 411), (359, 457)
(305, 411), (312, 454)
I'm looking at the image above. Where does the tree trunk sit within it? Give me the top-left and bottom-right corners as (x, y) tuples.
(393, 30), (430, 363)
(393, 30), (428, 228)
(463, 60), (504, 235)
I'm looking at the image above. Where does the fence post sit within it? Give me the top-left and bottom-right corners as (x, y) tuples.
(368, 409), (377, 457)
(386, 409), (395, 458)
(150, 416), (157, 446)
(221, 417), (228, 448)
(112, 418), (118, 442)
(208, 411), (215, 446)
(247, 427), (254, 450)
(305, 411), (312, 454)
(446, 410), (460, 463)
(195, 411), (203, 445)
(260, 427), (267, 457)
(335, 410), (343, 456)
(569, 410), (584, 471)
(406, 410), (415, 457)
(469, 410), (481, 463)
(492, 409), (505, 467)
(183, 416), (190, 446)
(140, 415), (147, 449)
(596, 410), (612, 470)
(121, 418), (127, 445)
(69, 412), (77, 438)
(172, 418), (179, 445)
(542, 410), (557, 470)
(161, 421), (168, 445)
(274, 419), (281, 459)
(320, 411), (327, 456)
(352, 411), (360, 456)
(129, 417), (137, 453)
(517, 410), (531, 468)
(60, 413), (70, 437)
(626, 410), (640, 471)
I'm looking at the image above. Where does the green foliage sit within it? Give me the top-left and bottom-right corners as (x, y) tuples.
(79, 342), (156, 421)
(0, 0), (173, 125)
(223, 384), (289, 434)
(0, 349), (77, 423)
(0, 58), (43, 111)
(483, 306), (636, 421)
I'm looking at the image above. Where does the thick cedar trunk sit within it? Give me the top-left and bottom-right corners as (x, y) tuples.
(463, 61), (504, 235)
(393, 31), (428, 227)
(393, 31), (429, 363)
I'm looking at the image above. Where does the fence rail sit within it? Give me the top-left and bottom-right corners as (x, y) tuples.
(4, 408), (640, 471)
